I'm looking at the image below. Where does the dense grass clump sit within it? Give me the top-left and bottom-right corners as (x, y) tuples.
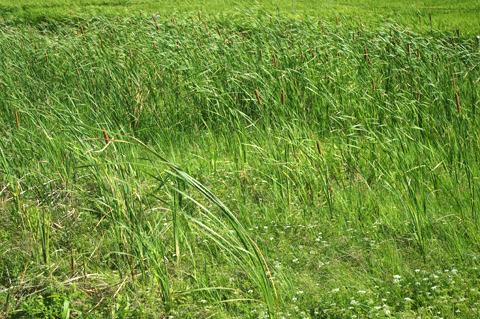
(1, 12), (480, 318)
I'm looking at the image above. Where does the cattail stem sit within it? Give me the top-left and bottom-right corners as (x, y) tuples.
(449, 58), (456, 90)
(255, 90), (262, 105)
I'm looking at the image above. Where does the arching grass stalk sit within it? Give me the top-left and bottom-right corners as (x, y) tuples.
(129, 136), (279, 316)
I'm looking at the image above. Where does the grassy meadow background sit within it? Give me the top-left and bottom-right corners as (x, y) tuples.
(1, 0), (480, 318)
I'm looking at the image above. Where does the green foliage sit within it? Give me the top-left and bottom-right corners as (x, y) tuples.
(1, 10), (480, 318)
(1, 0), (480, 34)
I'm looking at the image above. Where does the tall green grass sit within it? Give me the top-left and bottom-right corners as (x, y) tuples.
(1, 11), (479, 318)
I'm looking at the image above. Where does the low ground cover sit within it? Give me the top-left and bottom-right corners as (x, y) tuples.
(1, 8), (480, 318)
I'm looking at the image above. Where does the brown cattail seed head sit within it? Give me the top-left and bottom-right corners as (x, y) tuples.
(102, 128), (109, 144)
(316, 141), (322, 155)
(255, 90), (262, 105)
(15, 111), (19, 128)
(455, 93), (461, 113)
(80, 25), (86, 41)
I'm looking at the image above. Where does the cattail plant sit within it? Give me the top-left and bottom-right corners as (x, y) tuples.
(15, 111), (19, 128)
(80, 25), (86, 41)
(316, 141), (322, 155)
(255, 89), (262, 105)
(455, 92), (461, 113)
(102, 128), (109, 145)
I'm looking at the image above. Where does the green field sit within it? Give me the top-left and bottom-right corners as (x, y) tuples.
(1, 1), (480, 318)
(2, 0), (480, 34)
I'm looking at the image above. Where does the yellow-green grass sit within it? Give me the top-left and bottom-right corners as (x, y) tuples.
(1, 0), (480, 34)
